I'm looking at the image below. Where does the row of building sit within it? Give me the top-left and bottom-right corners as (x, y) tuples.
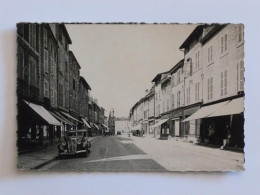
(17, 23), (107, 151)
(129, 24), (244, 149)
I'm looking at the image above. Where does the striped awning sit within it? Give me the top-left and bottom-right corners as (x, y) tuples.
(23, 100), (61, 126)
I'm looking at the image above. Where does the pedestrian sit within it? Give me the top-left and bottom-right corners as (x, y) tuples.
(141, 130), (145, 138)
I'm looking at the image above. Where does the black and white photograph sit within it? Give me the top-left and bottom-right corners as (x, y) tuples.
(16, 23), (245, 172)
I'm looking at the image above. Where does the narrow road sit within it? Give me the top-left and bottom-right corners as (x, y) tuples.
(39, 135), (166, 171)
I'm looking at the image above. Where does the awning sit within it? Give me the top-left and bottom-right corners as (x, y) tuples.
(53, 111), (75, 126)
(182, 101), (230, 122)
(207, 97), (244, 117)
(150, 119), (168, 128)
(81, 118), (91, 128)
(60, 111), (81, 123)
(54, 111), (76, 126)
(102, 124), (108, 128)
(23, 100), (61, 126)
(93, 124), (99, 130)
(49, 111), (71, 125)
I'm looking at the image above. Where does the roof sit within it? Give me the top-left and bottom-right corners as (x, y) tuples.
(151, 71), (169, 83)
(80, 76), (91, 90)
(45, 24), (59, 49)
(61, 24), (72, 44)
(169, 59), (184, 74)
(179, 25), (207, 49)
(200, 24), (228, 45)
(69, 51), (81, 69)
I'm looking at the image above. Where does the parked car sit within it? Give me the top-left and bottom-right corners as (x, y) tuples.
(58, 130), (91, 157)
(117, 131), (122, 135)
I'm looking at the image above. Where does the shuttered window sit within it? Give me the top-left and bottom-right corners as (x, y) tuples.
(221, 70), (228, 96)
(18, 48), (24, 79)
(43, 28), (47, 48)
(208, 46), (213, 63)
(238, 61), (244, 91)
(29, 57), (37, 86)
(208, 77), (213, 100)
(44, 79), (49, 97)
(44, 49), (48, 73)
(50, 88), (54, 106)
(221, 34), (228, 54)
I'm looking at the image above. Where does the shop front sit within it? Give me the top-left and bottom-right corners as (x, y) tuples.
(169, 108), (183, 138)
(183, 97), (244, 149)
(18, 100), (61, 152)
(149, 119), (169, 139)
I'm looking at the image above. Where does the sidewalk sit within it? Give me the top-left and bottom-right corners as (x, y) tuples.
(122, 134), (244, 171)
(17, 136), (99, 170)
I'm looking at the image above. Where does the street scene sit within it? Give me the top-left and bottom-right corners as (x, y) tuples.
(17, 23), (244, 171)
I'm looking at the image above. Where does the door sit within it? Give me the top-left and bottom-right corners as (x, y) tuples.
(175, 120), (180, 136)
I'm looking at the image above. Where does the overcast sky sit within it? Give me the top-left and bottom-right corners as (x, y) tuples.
(66, 24), (197, 118)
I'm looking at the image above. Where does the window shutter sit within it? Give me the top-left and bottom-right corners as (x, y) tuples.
(198, 51), (200, 67)
(224, 70), (228, 95)
(224, 34), (228, 51)
(221, 37), (224, 53)
(240, 61), (244, 90)
(221, 72), (223, 96)
(211, 46), (213, 61)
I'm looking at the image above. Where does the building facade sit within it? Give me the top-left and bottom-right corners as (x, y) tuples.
(130, 24), (244, 149)
(17, 23), (106, 151)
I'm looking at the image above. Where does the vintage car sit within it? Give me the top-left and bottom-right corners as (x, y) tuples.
(58, 130), (91, 157)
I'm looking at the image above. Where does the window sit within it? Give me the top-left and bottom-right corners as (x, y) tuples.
(171, 75), (175, 87)
(238, 24), (243, 43)
(43, 28), (47, 48)
(189, 60), (193, 75)
(195, 51), (200, 68)
(50, 57), (54, 76)
(171, 94), (175, 109)
(195, 82), (200, 101)
(221, 70), (228, 96)
(53, 59), (56, 79)
(186, 85), (190, 104)
(58, 84), (63, 106)
(50, 88), (54, 105)
(44, 49), (48, 73)
(207, 77), (213, 100)
(221, 34), (228, 54)
(177, 70), (180, 83)
(65, 62), (68, 75)
(29, 57), (37, 86)
(73, 79), (76, 90)
(177, 91), (180, 108)
(18, 48), (24, 79)
(44, 80), (49, 97)
(208, 46), (213, 63)
(54, 90), (57, 107)
(238, 60), (244, 91)
(29, 24), (37, 49)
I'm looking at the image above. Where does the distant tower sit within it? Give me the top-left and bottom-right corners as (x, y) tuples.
(108, 109), (115, 135)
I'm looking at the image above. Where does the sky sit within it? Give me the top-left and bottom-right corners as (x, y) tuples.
(66, 24), (197, 118)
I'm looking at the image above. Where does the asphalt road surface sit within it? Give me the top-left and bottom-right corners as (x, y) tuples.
(39, 135), (166, 172)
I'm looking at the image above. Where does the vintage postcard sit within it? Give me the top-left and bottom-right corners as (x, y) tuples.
(16, 23), (244, 171)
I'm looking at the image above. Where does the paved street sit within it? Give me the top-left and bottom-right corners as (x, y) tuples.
(39, 134), (244, 171)
(39, 135), (166, 171)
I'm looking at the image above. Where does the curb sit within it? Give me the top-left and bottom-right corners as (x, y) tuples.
(31, 136), (100, 170)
